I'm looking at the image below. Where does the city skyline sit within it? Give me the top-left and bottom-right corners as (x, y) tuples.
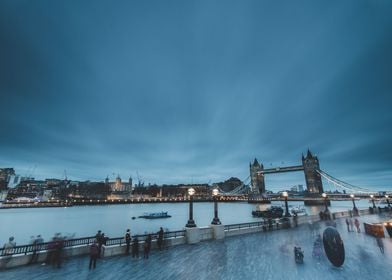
(1, 1), (392, 191)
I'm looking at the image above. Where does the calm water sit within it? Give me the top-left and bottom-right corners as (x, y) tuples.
(0, 200), (373, 244)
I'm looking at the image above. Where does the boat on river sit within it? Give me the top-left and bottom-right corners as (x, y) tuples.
(252, 206), (284, 218)
(290, 206), (308, 216)
(138, 211), (172, 219)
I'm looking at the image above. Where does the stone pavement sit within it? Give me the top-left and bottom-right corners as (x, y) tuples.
(1, 213), (392, 280)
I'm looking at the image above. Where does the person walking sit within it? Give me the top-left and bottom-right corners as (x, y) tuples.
(157, 227), (164, 251)
(132, 236), (139, 258)
(345, 218), (350, 232)
(144, 235), (152, 259)
(354, 218), (361, 233)
(89, 241), (99, 269)
(125, 229), (131, 255)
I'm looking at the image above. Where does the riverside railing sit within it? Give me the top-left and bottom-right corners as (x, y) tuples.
(0, 230), (186, 257)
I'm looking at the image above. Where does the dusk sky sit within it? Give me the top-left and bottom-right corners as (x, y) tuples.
(1, 0), (391, 191)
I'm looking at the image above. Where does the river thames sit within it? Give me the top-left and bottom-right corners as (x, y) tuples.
(0, 200), (373, 244)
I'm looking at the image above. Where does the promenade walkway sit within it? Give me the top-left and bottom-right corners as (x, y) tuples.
(2, 213), (392, 280)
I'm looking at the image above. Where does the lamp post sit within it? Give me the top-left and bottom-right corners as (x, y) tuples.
(370, 194), (376, 208)
(282, 191), (291, 217)
(350, 194), (358, 214)
(211, 188), (221, 225)
(385, 195), (391, 208)
(322, 193), (329, 212)
(185, 188), (197, 227)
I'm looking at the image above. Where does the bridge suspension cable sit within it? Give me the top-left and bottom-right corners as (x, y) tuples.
(317, 170), (373, 194)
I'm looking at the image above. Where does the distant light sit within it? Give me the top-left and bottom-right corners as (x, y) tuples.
(322, 193), (327, 198)
(370, 195), (374, 198)
(350, 194), (355, 198)
(212, 188), (219, 196)
(385, 195), (389, 199)
(188, 188), (195, 196)
(282, 191), (288, 198)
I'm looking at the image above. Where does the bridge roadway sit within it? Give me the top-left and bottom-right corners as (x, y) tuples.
(257, 165), (304, 174)
(1, 214), (392, 280)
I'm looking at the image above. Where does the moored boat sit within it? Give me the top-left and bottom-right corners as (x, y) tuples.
(138, 211), (172, 219)
(252, 206), (284, 218)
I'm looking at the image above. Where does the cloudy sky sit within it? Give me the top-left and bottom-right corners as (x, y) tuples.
(1, 0), (391, 191)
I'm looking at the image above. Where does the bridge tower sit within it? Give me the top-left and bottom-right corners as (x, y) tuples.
(302, 150), (323, 194)
(250, 158), (266, 194)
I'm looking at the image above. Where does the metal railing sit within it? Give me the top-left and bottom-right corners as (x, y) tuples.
(224, 219), (293, 232)
(0, 230), (186, 257)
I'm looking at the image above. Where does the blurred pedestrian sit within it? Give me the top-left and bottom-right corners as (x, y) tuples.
(132, 236), (139, 258)
(3, 236), (16, 256)
(345, 218), (350, 232)
(144, 235), (152, 259)
(95, 230), (103, 258)
(157, 227), (164, 251)
(125, 229), (131, 255)
(354, 218), (361, 233)
(349, 218), (354, 232)
(89, 241), (99, 269)
(376, 237), (384, 254)
(101, 233), (108, 257)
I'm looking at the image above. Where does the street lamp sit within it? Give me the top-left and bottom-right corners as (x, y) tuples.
(322, 193), (329, 212)
(350, 194), (358, 214)
(211, 188), (221, 225)
(370, 194), (376, 208)
(282, 191), (291, 217)
(185, 188), (197, 227)
(385, 195), (391, 208)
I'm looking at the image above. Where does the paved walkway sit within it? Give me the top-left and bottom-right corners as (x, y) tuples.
(2, 213), (392, 280)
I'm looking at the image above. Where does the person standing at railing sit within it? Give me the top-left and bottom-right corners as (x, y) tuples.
(144, 234), (152, 259)
(131, 236), (139, 258)
(95, 230), (103, 258)
(3, 236), (16, 256)
(157, 227), (164, 251)
(101, 233), (108, 257)
(125, 229), (131, 255)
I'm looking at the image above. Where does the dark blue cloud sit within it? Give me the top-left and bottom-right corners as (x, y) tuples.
(0, 0), (391, 190)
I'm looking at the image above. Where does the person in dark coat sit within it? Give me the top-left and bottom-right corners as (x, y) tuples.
(132, 237), (139, 258)
(157, 227), (164, 251)
(125, 229), (131, 255)
(144, 235), (152, 259)
(95, 230), (103, 258)
(89, 242), (99, 269)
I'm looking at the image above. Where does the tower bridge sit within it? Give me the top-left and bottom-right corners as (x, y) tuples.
(250, 149), (323, 195)
(216, 150), (377, 205)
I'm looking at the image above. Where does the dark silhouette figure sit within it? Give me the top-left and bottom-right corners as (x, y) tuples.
(125, 229), (131, 255)
(144, 235), (152, 259)
(89, 242), (99, 269)
(345, 218), (350, 232)
(95, 230), (103, 258)
(157, 227), (164, 251)
(293, 214), (298, 227)
(132, 237), (139, 258)
(52, 237), (64, 268)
